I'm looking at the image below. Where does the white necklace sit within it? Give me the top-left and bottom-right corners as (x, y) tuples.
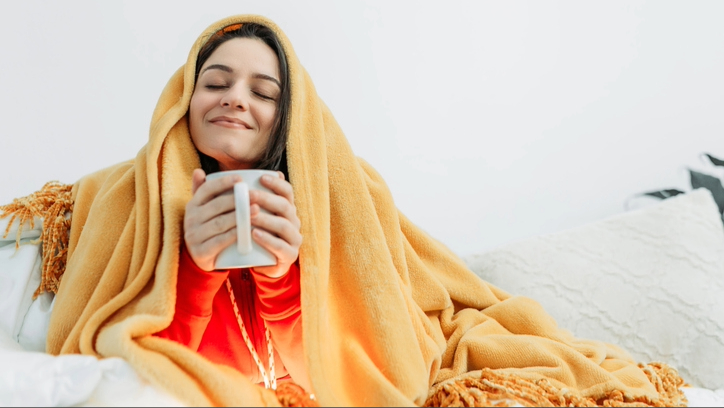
(225, 277), (277, 390)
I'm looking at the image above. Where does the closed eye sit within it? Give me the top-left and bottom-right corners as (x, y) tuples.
(205, 85), (228, 90)
(254, 92), (274, 100)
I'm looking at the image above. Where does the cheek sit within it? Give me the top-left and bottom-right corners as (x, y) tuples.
(258, 106), (278, 133)
(189, 94), (213, 141)
(189, 94), (209, 123)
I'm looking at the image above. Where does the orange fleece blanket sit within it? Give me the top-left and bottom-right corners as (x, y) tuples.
(1, 14), (685, 407)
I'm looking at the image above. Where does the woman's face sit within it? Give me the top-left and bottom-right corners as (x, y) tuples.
(189, 37), (281, 171)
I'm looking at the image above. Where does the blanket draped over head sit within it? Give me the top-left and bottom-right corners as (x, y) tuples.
(0, 15), (686, 407)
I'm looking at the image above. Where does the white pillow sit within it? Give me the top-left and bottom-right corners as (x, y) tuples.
(0, 216), (43, 344)
(464, 188), (724, 389)
(0, 214), (57, 352)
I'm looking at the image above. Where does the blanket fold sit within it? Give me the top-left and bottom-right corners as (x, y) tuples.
(1, 14), (687, 407)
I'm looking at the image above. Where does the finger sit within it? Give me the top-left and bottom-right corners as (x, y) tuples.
(185, 191), (236, 230)
(191, 169), (206, 195)
(197, 193), (236, 225)
(184, 211), (235, 249)
(251, 228), (297, 259)
(198, 227), (238, 259)
(251, 212), (302, 247)
(249, 186), (297, 215)
(259, 174), (294, 203)
(250, 203), (262, 217)
(184, 224), (237, 272)
(192, 174), (243, 206)
(250, 189), (299, 227)
(201, 210), (238, 240)
(277, 171), (285, 181)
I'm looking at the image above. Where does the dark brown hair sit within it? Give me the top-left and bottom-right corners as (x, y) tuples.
(193, 23), (291, 179)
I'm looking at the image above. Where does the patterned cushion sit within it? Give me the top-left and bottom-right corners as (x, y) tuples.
(464, 189), (724, 389)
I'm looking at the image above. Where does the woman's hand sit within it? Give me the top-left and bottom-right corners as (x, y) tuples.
(249, 171), (302, 279)
(184, 169), (242, 271)
(183, 169), (301, 277)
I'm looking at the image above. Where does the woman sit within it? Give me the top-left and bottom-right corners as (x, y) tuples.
(1, 15), (686, 407)
(154, 22), (308, 391)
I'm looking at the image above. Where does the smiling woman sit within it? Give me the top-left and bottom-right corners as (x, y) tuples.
(153, 22), (307, 392)
(191, 38), (281, 170)
(191, 23), (291, 175)
(0, 13), (689, 408)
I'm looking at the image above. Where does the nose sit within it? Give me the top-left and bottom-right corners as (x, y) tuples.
(220, 84), (249, 111)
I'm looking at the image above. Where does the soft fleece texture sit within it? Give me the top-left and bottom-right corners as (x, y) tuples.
(44, 14), (680, 407)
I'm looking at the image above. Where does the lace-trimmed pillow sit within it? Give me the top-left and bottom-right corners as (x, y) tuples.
(464, 188), (724, 389)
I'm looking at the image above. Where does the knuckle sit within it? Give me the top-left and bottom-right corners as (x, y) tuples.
(185, 204), (198, 216)
(251, 212), (265, 227)
(213, 216), (224, 231)
(250, 191), (261, 205)
(283, 223), (296, 238)
(224, 211), (235, 226)
(281, 200), (292, 214)
(185, 228), (201, 243)
(269, 238), (284, 251)
(260, 192), (271, 206)
(184, 213), (197, 226)
(290, 233), (302, 248)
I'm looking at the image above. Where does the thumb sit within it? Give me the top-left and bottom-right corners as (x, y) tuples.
(191, 168), (206, 194)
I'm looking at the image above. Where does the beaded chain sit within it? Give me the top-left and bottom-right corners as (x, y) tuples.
(225, 277), (277, 390)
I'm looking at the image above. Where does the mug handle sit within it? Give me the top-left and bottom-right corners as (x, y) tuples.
(233, 182), (253, 255)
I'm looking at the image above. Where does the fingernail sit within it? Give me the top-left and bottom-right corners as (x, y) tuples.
(262, 175), (272, 182)
(253, 229), (263, 237)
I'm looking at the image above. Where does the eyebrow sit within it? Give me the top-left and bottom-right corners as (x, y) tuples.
(200, 64), (281, 88)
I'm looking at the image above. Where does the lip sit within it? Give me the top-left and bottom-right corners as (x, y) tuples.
(209, 116), (252, 129)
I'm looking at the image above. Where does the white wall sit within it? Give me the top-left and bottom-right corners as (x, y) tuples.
(1, 1), (722, 256)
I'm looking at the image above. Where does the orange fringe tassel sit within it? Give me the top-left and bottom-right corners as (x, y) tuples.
(275, 383), (319, 407)
(0, 181), (73, 298)
(425, 363), (687, 408)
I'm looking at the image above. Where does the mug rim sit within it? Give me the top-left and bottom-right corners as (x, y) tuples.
(205, 169), (278, 180)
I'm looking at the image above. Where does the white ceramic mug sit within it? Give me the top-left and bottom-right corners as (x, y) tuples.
(205, 169), (279, 269)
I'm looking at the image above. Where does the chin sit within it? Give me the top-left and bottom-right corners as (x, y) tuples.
(216, 152), (265, 170)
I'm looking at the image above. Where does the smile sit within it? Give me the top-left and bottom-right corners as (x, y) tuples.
(209, 115), (253, 129)
(210, 120), (252, 129)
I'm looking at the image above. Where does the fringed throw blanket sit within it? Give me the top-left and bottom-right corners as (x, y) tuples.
(0, 15), (687, 407)
(0, 181), (72, 298)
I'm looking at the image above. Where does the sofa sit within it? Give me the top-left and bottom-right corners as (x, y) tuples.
(1, 189), (723, 406)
